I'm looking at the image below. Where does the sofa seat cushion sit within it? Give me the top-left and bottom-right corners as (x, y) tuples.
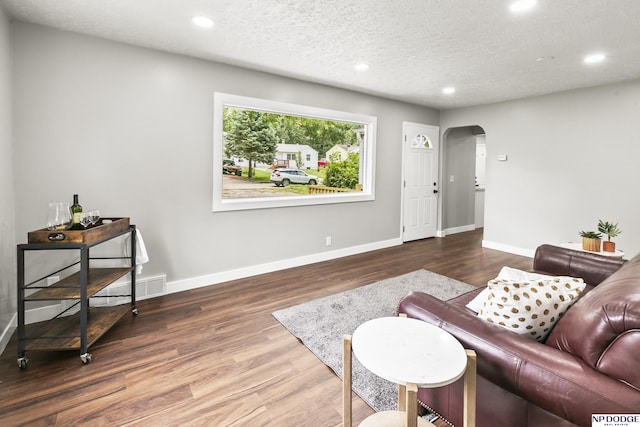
(546, 253), (640, 390)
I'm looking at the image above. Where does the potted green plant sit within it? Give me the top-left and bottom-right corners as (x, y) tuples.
(597, 220), (621, 252)
(579, 230), (602, 252)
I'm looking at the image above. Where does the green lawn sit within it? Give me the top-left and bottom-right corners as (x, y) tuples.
(245, 168), (271, 183)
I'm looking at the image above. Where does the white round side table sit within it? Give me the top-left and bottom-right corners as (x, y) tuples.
(343, 316), (476, 427)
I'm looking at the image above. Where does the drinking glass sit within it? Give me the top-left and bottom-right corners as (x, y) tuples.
(89, 210), (100, 226)
(80, 212), (93, 229)
(47, 202), (72, 231)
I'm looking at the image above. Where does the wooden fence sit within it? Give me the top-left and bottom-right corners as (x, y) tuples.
(308, 185), (363, 194)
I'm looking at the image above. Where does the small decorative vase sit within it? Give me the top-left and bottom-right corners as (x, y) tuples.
(582, 237), (601, 252)
(602, 241), (616, 252)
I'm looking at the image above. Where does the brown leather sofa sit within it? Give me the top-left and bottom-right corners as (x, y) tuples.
(398, 244), (640, 427)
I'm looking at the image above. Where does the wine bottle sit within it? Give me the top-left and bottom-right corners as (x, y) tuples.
(70, 194), (83, 230)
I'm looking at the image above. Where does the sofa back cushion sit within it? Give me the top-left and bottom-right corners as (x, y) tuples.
(546, 254), (640, 390)
(533, 244), (626, 285)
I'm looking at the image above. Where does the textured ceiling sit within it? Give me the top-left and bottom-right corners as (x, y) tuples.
(2, 0), (640, 109)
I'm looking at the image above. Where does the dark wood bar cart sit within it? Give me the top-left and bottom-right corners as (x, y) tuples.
(16, 218), (137, 368)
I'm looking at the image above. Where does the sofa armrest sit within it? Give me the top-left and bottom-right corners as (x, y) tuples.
(533, 244), (625, 285)
(398, 291), (640, 426)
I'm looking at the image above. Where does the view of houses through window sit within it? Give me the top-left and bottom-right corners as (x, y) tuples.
(222, 107), (364, 199)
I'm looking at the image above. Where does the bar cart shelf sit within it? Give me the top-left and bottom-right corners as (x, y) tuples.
(17, 218), (137, 368)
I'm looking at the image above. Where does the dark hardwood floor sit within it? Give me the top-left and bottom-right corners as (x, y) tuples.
(0, 229), (532, 426)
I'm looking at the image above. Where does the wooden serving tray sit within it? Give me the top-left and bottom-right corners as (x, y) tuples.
(28, 217), (130, 244)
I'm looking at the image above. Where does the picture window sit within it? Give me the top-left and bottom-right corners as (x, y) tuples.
(213, 93), (377, 211)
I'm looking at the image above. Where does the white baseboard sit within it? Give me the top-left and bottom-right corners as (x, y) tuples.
(166, 237), (403, 295)
(0, 314), (16, 358)
(0, 236), (534, 357)
(482, 240), (535, 258)
(441, 224), (476, 237)
(0, 237), (404, 356)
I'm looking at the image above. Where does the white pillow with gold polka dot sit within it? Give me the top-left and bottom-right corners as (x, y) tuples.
(478, 277), (586, 341)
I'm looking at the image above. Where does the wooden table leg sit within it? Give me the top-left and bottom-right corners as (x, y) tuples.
(463, 350), (477, 427)
(406, 383), (418, 427)
(397, 314), (408, 412)
(343, 335), (352, 427)
(398, 383), (407, 411)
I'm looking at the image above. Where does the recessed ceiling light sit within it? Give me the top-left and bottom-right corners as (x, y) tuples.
(510, 0), (537, 13)
(354, 62), (370, 72)
(192, 15), (214, 28)
(442, 87), (456, 95)
(584, 53), (606, 64)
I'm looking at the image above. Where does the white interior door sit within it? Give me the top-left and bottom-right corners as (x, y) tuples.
(402, 123), (439, 242)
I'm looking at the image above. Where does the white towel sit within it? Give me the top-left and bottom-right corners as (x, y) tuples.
(124, 229), (149, 274)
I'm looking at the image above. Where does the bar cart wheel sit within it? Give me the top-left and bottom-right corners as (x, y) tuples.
(80, 353), (92, 364)
(17, 357), (28, 369)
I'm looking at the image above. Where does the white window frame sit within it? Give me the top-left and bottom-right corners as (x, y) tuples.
(212, 92), (377, 212)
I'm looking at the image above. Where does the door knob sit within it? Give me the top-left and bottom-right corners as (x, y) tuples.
(433, 189), (439, 194)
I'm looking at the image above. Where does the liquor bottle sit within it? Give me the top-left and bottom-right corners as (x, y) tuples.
(69, 194), (83, 230)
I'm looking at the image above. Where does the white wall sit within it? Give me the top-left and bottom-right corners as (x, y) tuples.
(0, 6), (16, 350)
(441, 80), (640, 258)
(10, 23), (439, 293)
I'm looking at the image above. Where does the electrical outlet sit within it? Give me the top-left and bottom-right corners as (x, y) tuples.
(47, 276), (60, 286)
(325, 236), (332, 246)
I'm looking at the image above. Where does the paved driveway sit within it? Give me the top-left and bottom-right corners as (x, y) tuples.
(222, 175), (297, 198)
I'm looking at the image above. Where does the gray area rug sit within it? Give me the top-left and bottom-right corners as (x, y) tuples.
(272, 269), (476, 412)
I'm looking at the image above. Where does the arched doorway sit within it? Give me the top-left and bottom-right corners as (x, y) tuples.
(441, 125), (486, 236)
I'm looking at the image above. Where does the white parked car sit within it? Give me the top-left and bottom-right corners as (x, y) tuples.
(270, 169), (318, 187)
